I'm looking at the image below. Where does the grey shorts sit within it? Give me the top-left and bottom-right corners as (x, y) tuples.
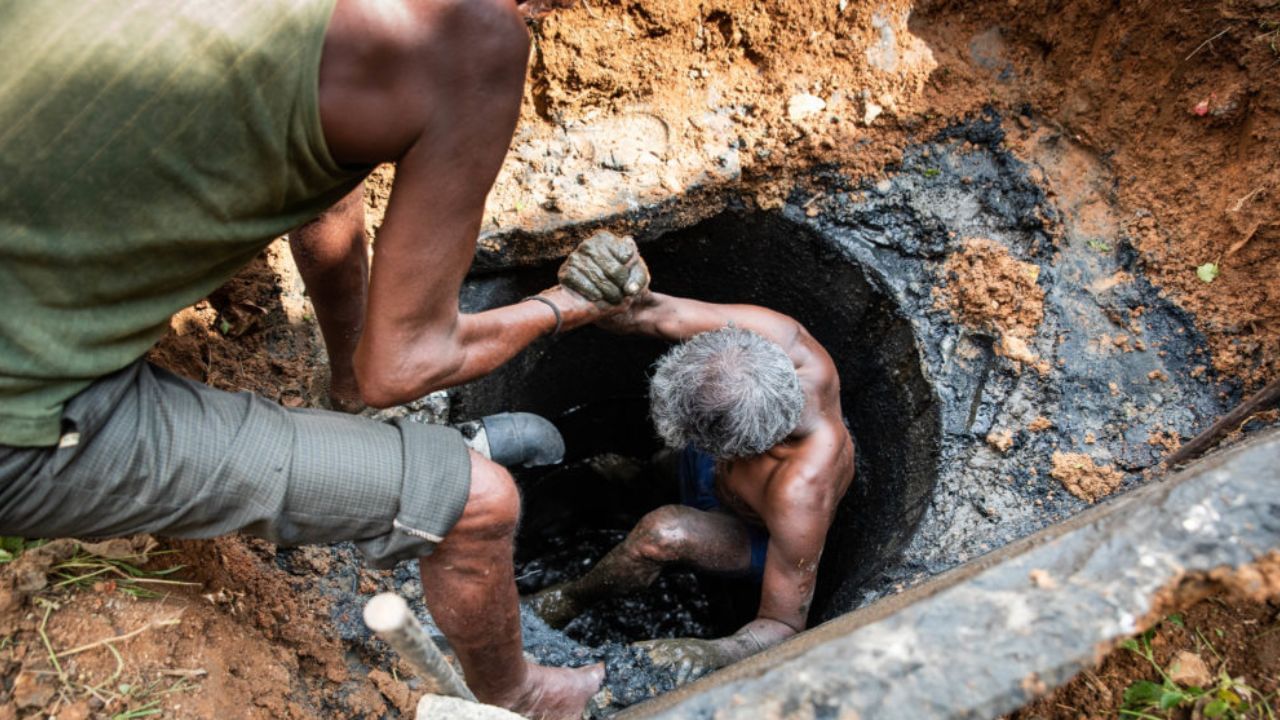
(0, 361), (471, 569)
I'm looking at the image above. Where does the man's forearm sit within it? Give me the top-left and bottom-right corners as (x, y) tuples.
(356, 285), (601, 406)
(604, 292), (733, 342)
(711, 617), (797, 665)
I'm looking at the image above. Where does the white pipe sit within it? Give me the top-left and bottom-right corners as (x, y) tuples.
(363, 592), (477, 702)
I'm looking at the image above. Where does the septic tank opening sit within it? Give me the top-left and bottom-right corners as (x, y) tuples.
(452, 210), (941, 643)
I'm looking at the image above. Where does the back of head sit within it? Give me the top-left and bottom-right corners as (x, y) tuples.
(649, 327), (804, 459)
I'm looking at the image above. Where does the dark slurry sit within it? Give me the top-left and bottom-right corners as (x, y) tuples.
(516, 526), (723, 647)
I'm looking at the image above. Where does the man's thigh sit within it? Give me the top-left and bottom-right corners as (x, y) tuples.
(0, 361), (471, 568)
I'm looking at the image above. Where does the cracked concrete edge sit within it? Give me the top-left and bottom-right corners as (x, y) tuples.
(623, 428), (1280, 720)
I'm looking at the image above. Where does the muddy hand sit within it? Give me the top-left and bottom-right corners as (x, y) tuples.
(558, 231), (649, 307)
(634, 637), (731, 686)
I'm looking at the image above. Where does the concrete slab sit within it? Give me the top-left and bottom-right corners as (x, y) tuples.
(623, 428), (1280, 719)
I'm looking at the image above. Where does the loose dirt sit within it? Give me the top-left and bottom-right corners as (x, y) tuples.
(4, 0), (1278, 717)
(936, 236), (1047, 370)
(1049, 452), (1125, 503)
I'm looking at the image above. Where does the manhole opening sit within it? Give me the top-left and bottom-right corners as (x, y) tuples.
(453, 210), (941, 645)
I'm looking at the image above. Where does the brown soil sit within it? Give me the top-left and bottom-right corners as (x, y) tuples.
(4, 0), (1278, 717)
(146, 243), (328, 408)
(936, 237), (1048, 371)
(1011, 553), (1280, 720)
(913, 0), (1280, 392)
(937, 237), (1046, 339)
(1050, 452), (1125, 503)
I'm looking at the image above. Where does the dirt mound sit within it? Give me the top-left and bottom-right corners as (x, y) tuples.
(1050, 452), (1125, 503)
(937, 237), (1045, 340)
(936, 237), (1047, 370)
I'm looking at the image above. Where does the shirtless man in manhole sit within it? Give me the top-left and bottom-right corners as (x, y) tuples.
(528, 290), (857, 683)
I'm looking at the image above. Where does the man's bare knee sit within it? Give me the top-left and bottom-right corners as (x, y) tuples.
(628, 505), (695, 564)
(450, 452), (520, 543)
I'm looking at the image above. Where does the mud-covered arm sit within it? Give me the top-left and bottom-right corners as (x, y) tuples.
(722, 467), (833, 654)
(636, 466), (836, 682)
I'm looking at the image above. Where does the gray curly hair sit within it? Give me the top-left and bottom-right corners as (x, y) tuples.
(649, 327), (805, 459)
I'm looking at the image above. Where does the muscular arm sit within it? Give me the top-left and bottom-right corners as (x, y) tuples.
(317, 0), (618, 407)
(636, 462), (840, 680)
(604, 292), (802, 350)
(715, 464), (836, 661)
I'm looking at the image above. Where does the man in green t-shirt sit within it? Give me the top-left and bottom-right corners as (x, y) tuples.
(0, 0), (631, 716)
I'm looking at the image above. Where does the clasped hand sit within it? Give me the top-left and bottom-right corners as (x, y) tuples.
(557, 231), (649, 308)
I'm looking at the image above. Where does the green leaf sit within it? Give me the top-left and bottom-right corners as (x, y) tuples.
(1121, 638), (1141, 652)
(0, 548), (12, 563)
(1159, 689), (1187, 709)
(1087, 238), (1113, 253)
(1167, 613), (1185, 627)
(1124, 680), (1165, 708)
(1204, 699), (1230, 717)
(922, 168), (941, 178)
(1197, 263), (1220, 283)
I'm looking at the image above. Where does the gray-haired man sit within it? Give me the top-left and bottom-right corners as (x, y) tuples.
(527, 292), (856, 683)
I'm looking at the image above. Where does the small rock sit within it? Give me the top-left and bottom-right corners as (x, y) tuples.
(986, 430), (1014, 454)
(862, 101), (883, 126)
(13, 671), (55, 709)
(1029, 569), (1057, 589)
(787, 93), (826, 122)
(1168, 650), (1211, 687)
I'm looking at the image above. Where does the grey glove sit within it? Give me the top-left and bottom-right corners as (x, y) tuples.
(558, 231), (650, 305)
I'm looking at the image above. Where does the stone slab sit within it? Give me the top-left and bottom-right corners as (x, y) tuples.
(624, 428), (1280, 719)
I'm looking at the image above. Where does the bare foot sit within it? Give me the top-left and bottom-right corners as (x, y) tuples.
(498, 662), (604, 720)
(525, 584), (582, 629)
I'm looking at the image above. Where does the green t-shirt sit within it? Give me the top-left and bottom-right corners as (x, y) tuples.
(0, 0), (365, 446)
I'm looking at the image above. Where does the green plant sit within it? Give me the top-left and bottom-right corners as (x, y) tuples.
(51, 548), (195, 599)
(1087, 238), (1113, 253)
(113, 699), (162, 720)
(1120, 626), (1277, 719)
(922, 167), (941, 178)
(0, 536), (47, 563)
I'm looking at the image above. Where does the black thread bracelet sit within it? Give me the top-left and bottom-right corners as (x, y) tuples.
(523, 295), (563, 336)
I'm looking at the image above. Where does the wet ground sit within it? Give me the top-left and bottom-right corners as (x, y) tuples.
(808, 109), (1233, 604)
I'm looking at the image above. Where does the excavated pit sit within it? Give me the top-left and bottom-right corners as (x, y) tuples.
(452, 211), (942, 635)
(275, 115), (1230, 717)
